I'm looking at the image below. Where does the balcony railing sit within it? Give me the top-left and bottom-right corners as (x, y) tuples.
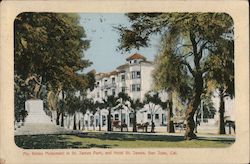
(101, 83), (116, 89)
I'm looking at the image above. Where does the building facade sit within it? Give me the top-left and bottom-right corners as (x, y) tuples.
(86, 53), (167, 129)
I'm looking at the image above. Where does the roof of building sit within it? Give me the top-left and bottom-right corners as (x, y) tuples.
(126, 53), (147, 61)
(96, 70), (119, 79)
(116, 63), (129, 70)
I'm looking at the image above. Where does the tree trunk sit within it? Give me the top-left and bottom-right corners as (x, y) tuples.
(184, 103), (197, 140)
(151, 114), (154, 133)
(167, 91), (175, 133)
(56, 110), (60, 125)
(184, 30), (204, 140)
(93, 115), (95, 131)
(78, 120), (81, 130)
(99, 111), (101, 131)
(82, 117), (85, 130)
(184, 74), (203, 140)
(132, 111), (137, 132)
(107, 109), (112, 131)
(60, 112), (64, 127)
(195, 111), (198, 133)
(120, 109), (123, 132)
(219, 91), (226, 134)
(73, 114), (77, 130)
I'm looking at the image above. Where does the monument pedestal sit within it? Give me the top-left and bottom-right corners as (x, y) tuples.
(14, 99), (75, 135)
(24, 99), (52, 124)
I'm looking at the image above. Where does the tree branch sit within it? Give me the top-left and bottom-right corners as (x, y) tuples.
(181, 61), (195, 76)
(198, 41), (209, 57)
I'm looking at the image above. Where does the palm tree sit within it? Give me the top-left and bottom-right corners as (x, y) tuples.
(117, 92), (130, 132)
(102, 95), (119, 131)
(87, 99), (98, 130)
(143, 91), (163, 133)
(128, 98), (144, 132)
(95, 101), (105, 131)
(65, 94), (78, 130)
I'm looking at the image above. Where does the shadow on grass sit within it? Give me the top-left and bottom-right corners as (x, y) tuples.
(15, 135), (87, 149)
(196, 136), (235, 143)
(76, 132), (185, 142)
(14, 132), (235, 149)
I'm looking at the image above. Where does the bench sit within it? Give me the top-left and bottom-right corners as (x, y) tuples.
(137, 122), (149, 132)
(112, 120), (128, 132)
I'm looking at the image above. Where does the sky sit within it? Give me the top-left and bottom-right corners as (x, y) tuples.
(79, 13), (161, 73)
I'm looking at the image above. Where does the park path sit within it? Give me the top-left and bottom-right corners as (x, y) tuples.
(14, 123), (80, 136)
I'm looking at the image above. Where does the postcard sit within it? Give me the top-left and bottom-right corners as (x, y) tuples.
(0, 0), (249, 164)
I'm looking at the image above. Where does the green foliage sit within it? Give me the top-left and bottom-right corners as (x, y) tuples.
(117, 13), (234, 139)
(144, 91), (162, 106)
(102, 95), (120, 109)
(197, 95), (216, 119)
(205, 39), (234, 98)
(102, 95), (120, 131)
(14, 12), (91, 92)
(14, 75), (27, 121)
(14, 13), (93, 122)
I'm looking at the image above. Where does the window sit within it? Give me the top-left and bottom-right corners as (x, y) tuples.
(136, 84), (141, 91)
(121, 87), (126, 92)
(131, 71), (141, 79)
(102, 115), (106, 126)
(104, 79), (108, 85)
(137, 71), (141, 78)
(162, 114), (166, 125)
(97, 92), (100, 98)
(121, 74), (125, 81)
(131, 84), (136, 92)
(104, 91), (108, 96)
(131, 84), (141, 92)
(112, 77), (115, 84)
(96, 82), (100, 87)
(115, 114), (119, 120)
(147, 114), (151, 119)
(155, 114), (159, 119)
(112, 89), (116, 96)
(134, 60), (137, 63)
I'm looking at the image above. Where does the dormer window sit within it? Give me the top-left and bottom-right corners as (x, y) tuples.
(126, 53), (147, 64)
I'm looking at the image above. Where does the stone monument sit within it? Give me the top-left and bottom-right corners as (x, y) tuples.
(24, 99), (52, 124)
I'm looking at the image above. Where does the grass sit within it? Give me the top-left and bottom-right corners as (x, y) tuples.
(15, 132), (235, 149)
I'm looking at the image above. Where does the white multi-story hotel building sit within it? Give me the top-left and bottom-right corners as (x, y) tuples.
(54, 53), (235, 132)
(86, 53), (167, 129)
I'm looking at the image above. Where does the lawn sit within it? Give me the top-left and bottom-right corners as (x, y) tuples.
(15, 132), (235, 149)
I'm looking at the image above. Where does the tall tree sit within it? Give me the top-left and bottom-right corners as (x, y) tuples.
(128, 98), (144, 132)
(205, 39), (234, 134)
(153, 36), (191, 133)
(94, 101), (105, 131)
(14, 13), (92, 125)
(84, 98), (98, 130)
(117, 13), (233, 139)
(143, 91), (165, 133)
(102, 95), (120, 131)
(117, 92), (130, 132)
